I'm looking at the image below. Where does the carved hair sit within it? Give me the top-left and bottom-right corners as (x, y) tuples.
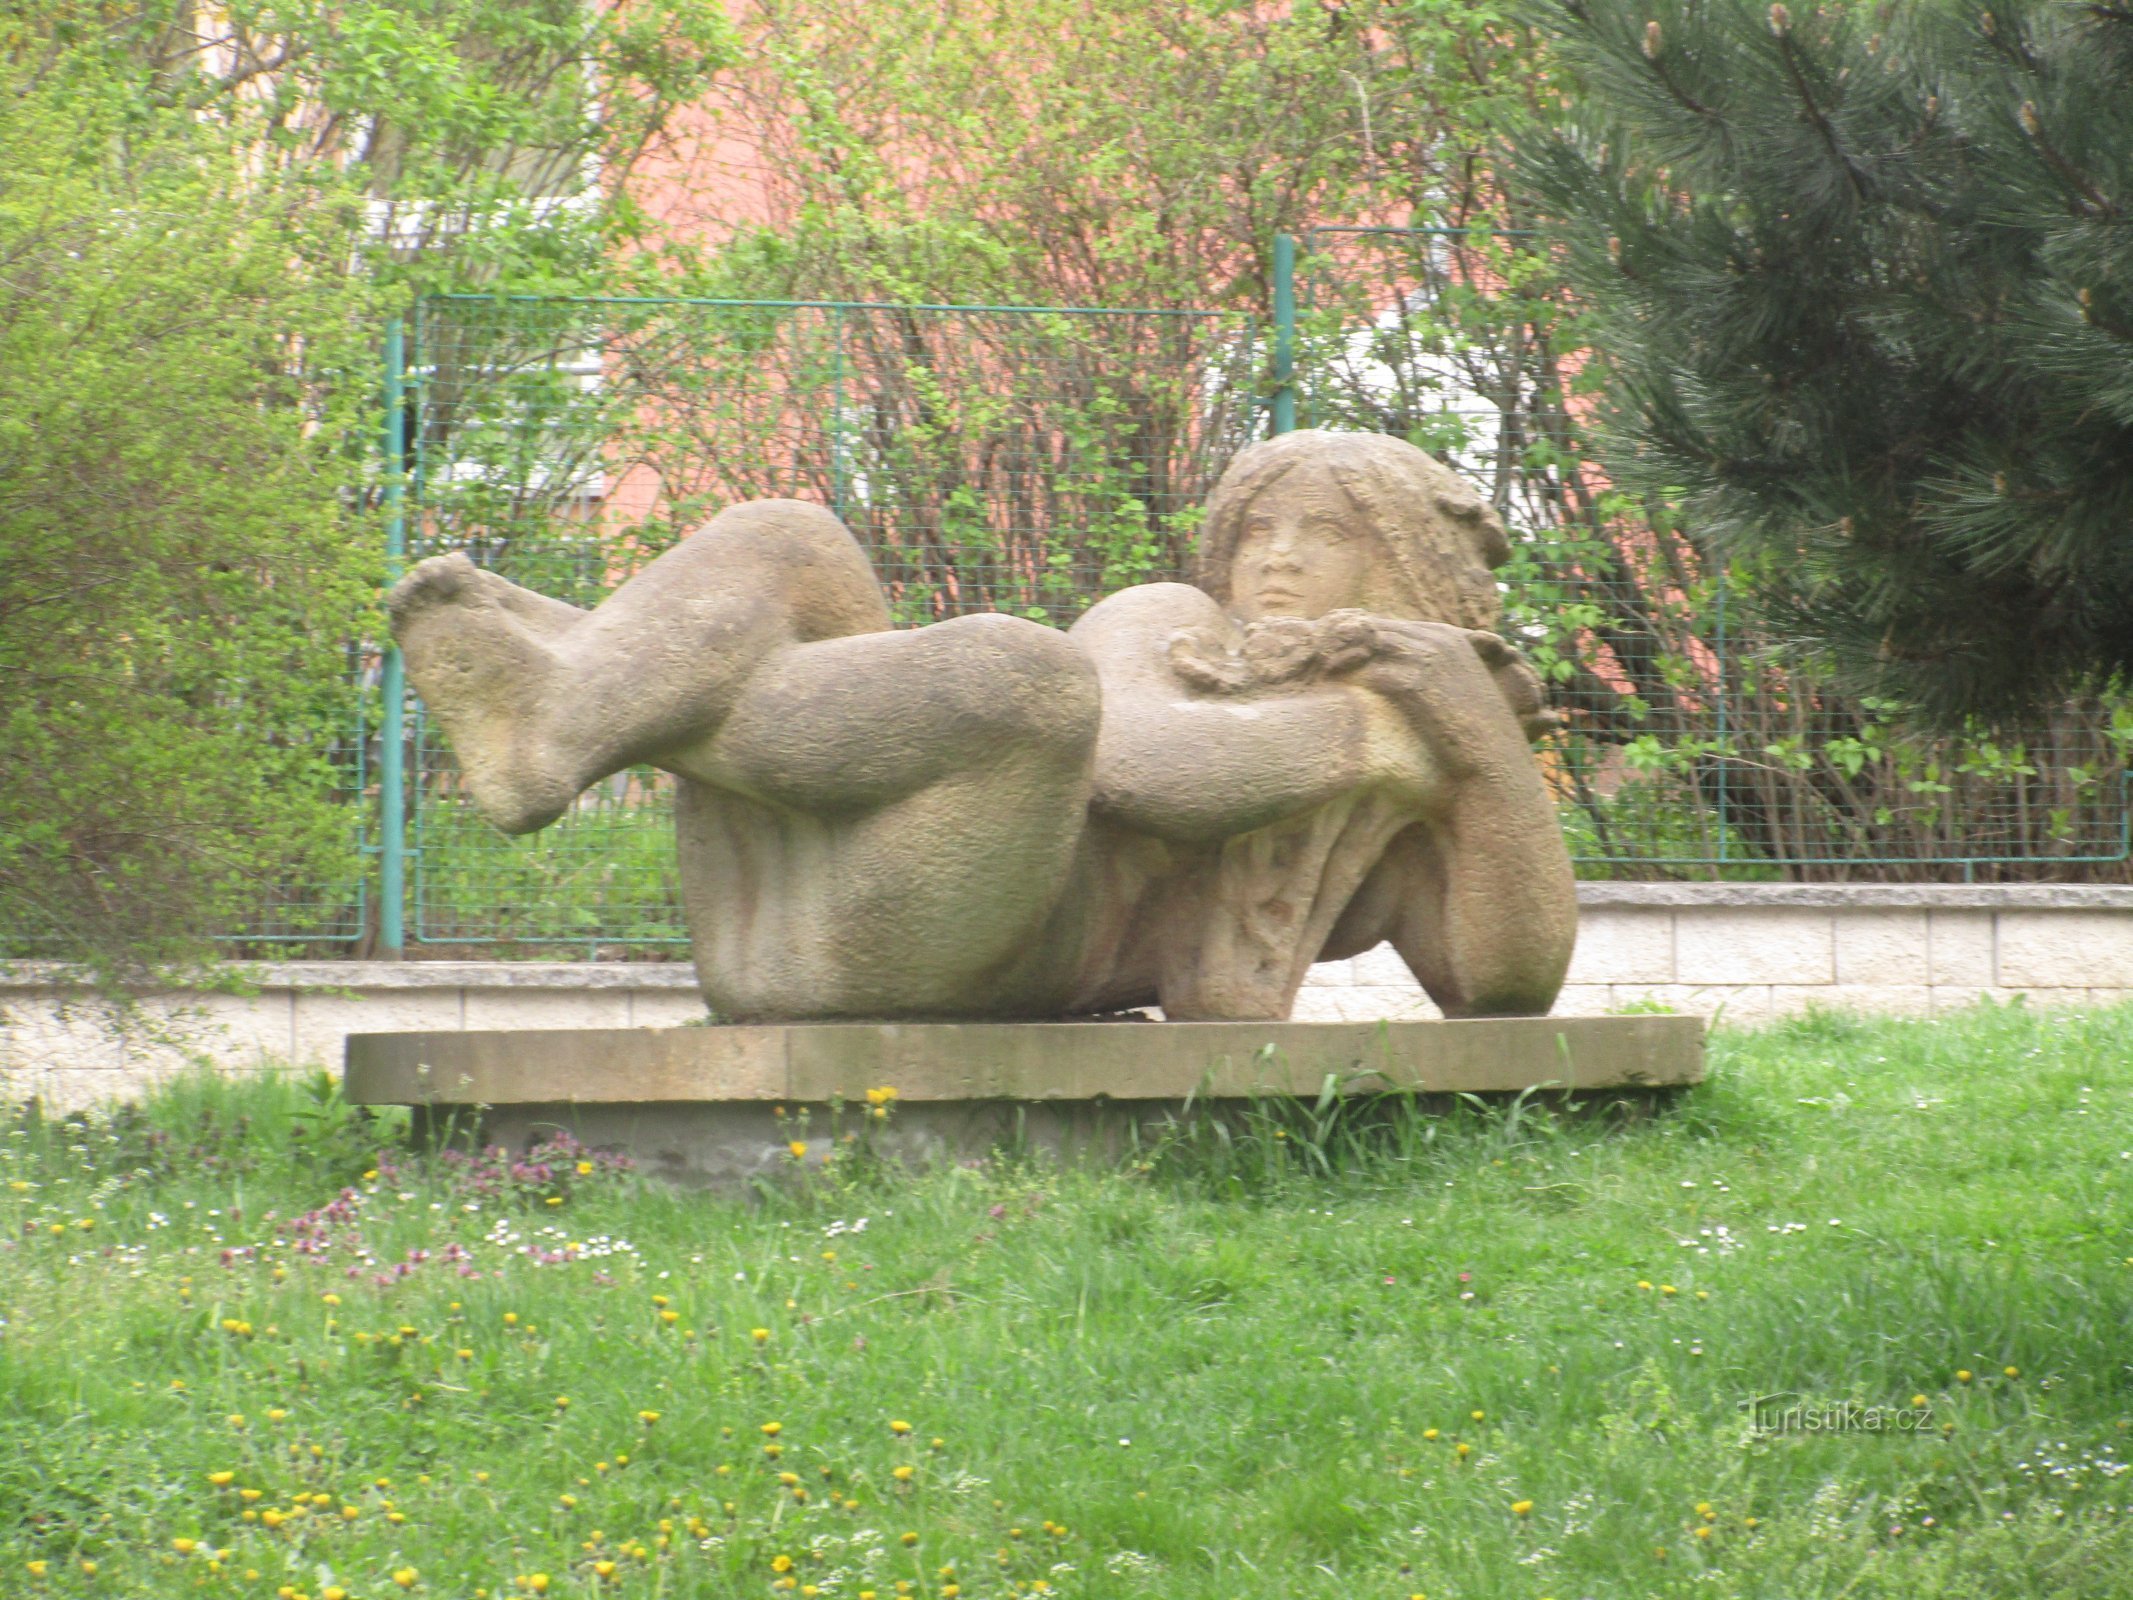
(1193, 429), (1512, 630)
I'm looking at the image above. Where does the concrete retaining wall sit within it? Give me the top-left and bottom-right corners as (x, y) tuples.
(7, 883), (2131, 1111)
(1297, 883), (2133, 1024)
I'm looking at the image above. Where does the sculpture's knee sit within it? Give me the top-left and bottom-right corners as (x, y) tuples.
(682, 500), (892, 641)
(925, 613), (1101, 768)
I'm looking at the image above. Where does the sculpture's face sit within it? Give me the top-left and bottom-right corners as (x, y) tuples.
(1227, 468), (1373, 621)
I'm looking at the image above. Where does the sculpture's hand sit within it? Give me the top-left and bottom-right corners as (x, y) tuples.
(1331, 618), (1552, 778)
(1461, 629), (1561, 744)
(1164, 626), (1254, 693)
(1164, 609), (1556, 748)
(1324, 615), (1557, 746)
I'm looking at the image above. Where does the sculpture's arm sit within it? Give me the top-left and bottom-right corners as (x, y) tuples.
(1067, 584), (1432, 843)
(1379, 785), (1578, 1017)
(1309, 618), (1575, 1014)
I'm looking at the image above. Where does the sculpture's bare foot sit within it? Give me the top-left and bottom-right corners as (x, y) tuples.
(387, 553), (580, 834)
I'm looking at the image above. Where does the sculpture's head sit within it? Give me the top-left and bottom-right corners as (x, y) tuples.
(1195, 429), (1511, 629)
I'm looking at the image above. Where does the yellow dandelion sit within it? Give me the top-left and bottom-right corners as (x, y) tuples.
(208, 1471), (235, 1487)
(2004, 1366), (2020, 1378)
(772, 1555), (795, 1574)
(788, 1140), (809, 1159)
(893, 1465), (915, 1482)
(640, 1410), (662, 1425)
(890, 1419), (912, 1435)
(762, 1421), (782, 1436)
(576, 1161), (594, 1177)
(1956, 1370), (1973, 1383)
(752, 1328), (770, 1343)
(1511, 1500), (1534, 1516)
(900, 1532), (919, 1546)
(555, 1396), (571, 1410)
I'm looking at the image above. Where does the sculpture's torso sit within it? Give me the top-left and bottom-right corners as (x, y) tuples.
(672, 579), (1447, 1023)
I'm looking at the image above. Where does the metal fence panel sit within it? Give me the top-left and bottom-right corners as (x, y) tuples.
(1295, 226), (2133, 881)
(365, 267), (2132, 959)
(398, 294), (1261, 952)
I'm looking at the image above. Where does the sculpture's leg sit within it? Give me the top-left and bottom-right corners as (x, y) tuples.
(387, 500), (892, 833)
(673, 612), (1103, 1018)
(387, 553), (589, 832)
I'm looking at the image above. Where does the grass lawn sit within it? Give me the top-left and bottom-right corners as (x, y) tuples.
(4, 1002), (2132, 1599)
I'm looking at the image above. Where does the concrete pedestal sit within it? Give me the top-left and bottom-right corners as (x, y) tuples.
(344, 1015), (1703, 1186)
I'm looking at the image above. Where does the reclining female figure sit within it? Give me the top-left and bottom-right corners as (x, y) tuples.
(388, 428), (1576, 1021)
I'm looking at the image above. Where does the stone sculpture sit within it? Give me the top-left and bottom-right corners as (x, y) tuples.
(388, 428), (1577, 1021)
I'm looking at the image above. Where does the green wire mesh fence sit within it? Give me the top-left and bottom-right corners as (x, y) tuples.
(235, 694), (373, 951)
(14, 239), (2125, 967)
(350, 257), (2133, 958)
(400, 294), (1262, 952)
(1298, 226), (2133, 881)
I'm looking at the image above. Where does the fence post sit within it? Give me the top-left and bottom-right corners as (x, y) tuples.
(1713, 571), (1729, 871)
(1270, 232), (1298, 436)
(378, 315), (409, 957)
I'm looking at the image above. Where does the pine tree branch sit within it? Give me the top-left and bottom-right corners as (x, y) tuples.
(1977, 7), (2045, 74)
(1647, 55), (1719, 118)
(1637, 19), (1719, 118)
(2078, 289), (2133, 345)
(1769, 14), (1873, 200)
(2017, 102), (2118, 218)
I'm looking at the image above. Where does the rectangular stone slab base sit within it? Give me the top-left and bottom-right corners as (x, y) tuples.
(345, 1016), (1703, 1187)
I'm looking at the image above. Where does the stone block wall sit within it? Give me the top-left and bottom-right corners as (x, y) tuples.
(6, 884), (2131, 1111)
(1293, 884), (2133, 1025)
